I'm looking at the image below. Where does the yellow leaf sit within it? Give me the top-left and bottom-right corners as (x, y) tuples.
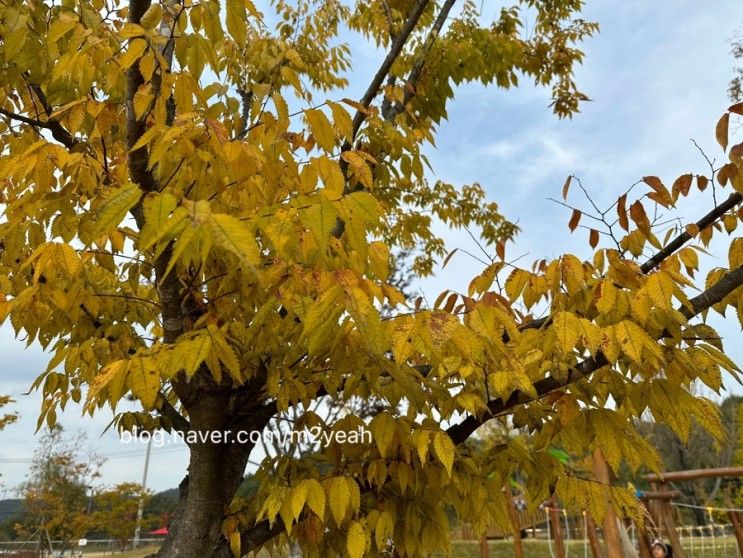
(289, 481), (309, 523)
(347, 521), (366, 558)
(341, 151), (373, 189)
(188, 35), (207, 78)
(432, 431), (454, 475)
(370, 413), (396, 457)
(645, 271), (674, 309)
(50, 243), (81, 277)
(207, 325), (241, 380)
(119, 22), (146, 39)
(613, 320), (658, 364)
(552, 311), (580, 353)
(643, 176), (672, 207)
(139, 3), (162, 29)
(48, 18), (78, 44)
(306, 109), (336, 152)
(329, 101), (353, 140)
(304, 479), (325, 519)
(303, 285), (344, 354)
(174, 74), (196, 113)
(92, 183), (142, 238)
(299, 201), (338, 254)
(4, 25), (27, 61)
(128, 356), (160, 410)
(411, 429), (429, 464)
(368, 241), (389, 279)
(207, 213), (260, 266)
(326, 476), (350, 525)
(226, 0), (247, 45)
(139, 192), (178, 250)
(504, 268), (529, 301)
(172, 334), (213, 377)
(87, 360), (129, 407)
(120, 38), (148, 70)
(229, 531), (240, 558)
(311, 156), (345, 197)
(375, 510), (394, 550)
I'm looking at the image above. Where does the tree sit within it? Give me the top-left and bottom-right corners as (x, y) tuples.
(0, 395), (17, 431)
(16, 427), (101, 554)
(91, 482), (154, 552)
(0, 1), (742, 558)
(0, 395), (18, 489)
(730, 24), (743, 102)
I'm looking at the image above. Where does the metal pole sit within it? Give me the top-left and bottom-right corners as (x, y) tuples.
(132, 437), (153, 548)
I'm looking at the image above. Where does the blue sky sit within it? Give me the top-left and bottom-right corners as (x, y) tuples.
(1, 0), (742, 495)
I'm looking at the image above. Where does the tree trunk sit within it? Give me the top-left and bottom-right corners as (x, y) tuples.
(147, 391), (257, 558)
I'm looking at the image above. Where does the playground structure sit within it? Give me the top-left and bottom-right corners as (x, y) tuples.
(456, 461), (743, 558)
(641, 466), (743, 558)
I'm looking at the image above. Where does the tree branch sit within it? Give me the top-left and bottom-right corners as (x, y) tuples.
(640, 192), (742, 274)
(349, 0), (431, 140)
(516, 190), (743, 338)
(384, 0), (458, 121)
(126, 0), (158, 194)
(157, 394), (191, 434)
(0, 106), (77, 149)
(239, 518), (286, 554)
(446, 264), (743, 444)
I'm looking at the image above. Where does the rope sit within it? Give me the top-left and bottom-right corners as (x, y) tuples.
(672, 502), (743, 513)
(545, 510), (556, 558)
(563, 509), (571, 557)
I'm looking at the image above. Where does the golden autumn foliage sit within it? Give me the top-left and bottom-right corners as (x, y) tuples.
(1, 1), (743, 557)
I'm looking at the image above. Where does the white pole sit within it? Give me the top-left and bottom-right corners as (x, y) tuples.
(132, 437), (153, 548)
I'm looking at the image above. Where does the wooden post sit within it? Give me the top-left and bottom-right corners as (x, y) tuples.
(478, 534), (490, 558)
(656, 484), (685, 558)
(584, 512), (602, 558)
(549, 495), (567, 558)
(505, 486), (524, 558)
(592, 448), (623, 558)
(632, 517), (653, 558)
(727, 510), (743, 556)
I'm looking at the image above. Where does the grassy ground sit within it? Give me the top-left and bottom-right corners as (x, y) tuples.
(82, 547), (159, 557)
(73, 537), (742, 557)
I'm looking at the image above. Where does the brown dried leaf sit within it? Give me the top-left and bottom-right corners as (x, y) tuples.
(568, 209), (582, 232)
(671, 174), (693, 200)
(617, 194), (629, 231)
(697, 175), (709, 191)
(589, 229), (599, 249)
(716, 112), (730, 152)
(562, 175), (572, 200)
(629, 201), (651, 235)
